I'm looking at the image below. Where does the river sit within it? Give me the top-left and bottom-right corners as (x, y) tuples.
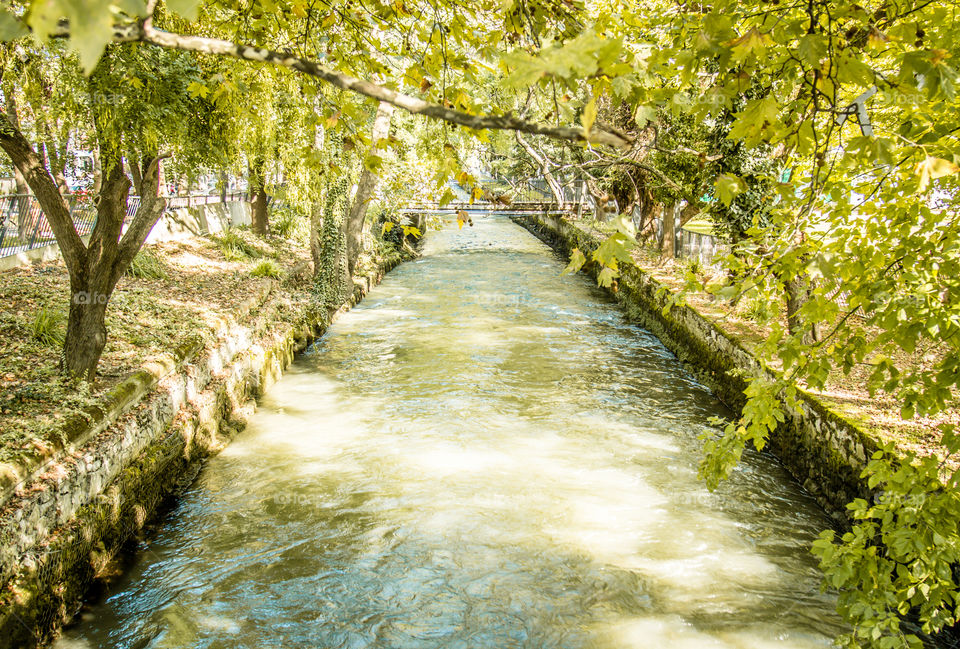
(56, 214), (845, 648)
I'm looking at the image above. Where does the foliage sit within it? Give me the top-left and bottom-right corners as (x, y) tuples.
(271, 206), (307, 241)
(813, 444), (960, 649)
(736, 292), (777, 325)
(214, 230), (263, 261)
(125, 248), (168, 279)
(249, 259), (283, 279)
(30, 307), (65, 347)
(2, 0), (960, 644)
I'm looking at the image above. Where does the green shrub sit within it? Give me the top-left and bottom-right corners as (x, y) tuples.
(738, 293), (776, 324)
(250, 259), (283, 279)
(125, 248), (168, 279)
(215, 230), (263, 261)
(685, 256), (705, 278)
(272, 207), (305, 239)
(32, 307), (65, 347)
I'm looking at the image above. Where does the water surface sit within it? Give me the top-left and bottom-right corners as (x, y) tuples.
(57, 214), (844, 648)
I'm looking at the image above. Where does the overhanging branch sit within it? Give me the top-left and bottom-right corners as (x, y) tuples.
(51, 20), (633, 149)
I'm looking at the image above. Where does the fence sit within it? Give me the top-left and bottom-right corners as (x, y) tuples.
(649, 214), (727, 266)
(0, 192), (250, 259)
(679, 228), (727, 266)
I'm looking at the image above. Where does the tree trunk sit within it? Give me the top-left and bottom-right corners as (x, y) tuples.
(0, 79), (167, 380)
(677, 201), (700, 229)
(129, 155), (144, 196)
(249, 158), (269, 235)
(50, 154), (68, 194)
(785, 275), (821, 344)
(91, 147), (102, 195)
(313, 174), (352, 311)
(63, 288), (109, 380)
(345, 102), (394, 276)
(253, 186), (268, 235)
(660, 203), (678, 261)
(310, 195), (323, 277)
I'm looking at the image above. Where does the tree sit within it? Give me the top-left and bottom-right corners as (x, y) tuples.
(345, 101), (394, 276)
(5, 1), (960, 643)
(0, 39), (233, 379)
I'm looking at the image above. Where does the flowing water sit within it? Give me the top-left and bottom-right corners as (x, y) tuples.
(57, 214), (845, 649)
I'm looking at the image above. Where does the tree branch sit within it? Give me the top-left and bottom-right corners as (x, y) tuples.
(115, 154), (169, 275)
(51, 19), (633, 149)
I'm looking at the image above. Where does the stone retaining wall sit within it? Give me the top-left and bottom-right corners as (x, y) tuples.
(0, 249), (408, 648)
(515, 213), (876, 525)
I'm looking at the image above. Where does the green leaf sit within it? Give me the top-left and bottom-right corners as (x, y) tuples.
(727, 28), (772, 63)
(581, 92), (597, 138)
(363, 153), (383, 173)
(438, 188), (456, 207)
(797, 34), (827, 66)
(591, 232), (633, 266)
(633, 104), (656, 129)
(167, 0), (200, 21)
(63, 2), (117, 72)
(715, 173), (746, 206)
(915, 156), (959, 191)
(561, 248), (586, 276)
(727, 96), (780, 145)
(597, 266), (619, 287)
(0, 3), (27, 40)
(186, 81), (210, 99)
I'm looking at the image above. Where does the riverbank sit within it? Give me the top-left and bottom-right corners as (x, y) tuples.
(628, 232), (957, 463)
(53, 211), (847, 649)
(513, 212), (876, 524)
(0, 210), (415, 647)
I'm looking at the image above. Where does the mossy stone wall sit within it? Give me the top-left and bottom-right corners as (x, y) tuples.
(0, 253), (407, 648)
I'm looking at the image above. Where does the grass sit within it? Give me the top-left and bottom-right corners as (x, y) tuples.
(250, 259), (283, 279)
(271, 207), (307, 239)
(214, 229), (265, 261)
(125, 248), (168, 279)
(31, 307), (65, 347)
(685, 257), (706, 278)
(0, 230), (315, 467)
(737, 292), (778, 324)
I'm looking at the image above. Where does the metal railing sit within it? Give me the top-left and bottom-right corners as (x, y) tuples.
(0, 192), (251, 259)
(650, 214), (727, 266)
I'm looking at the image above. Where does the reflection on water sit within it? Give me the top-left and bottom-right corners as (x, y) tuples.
(57, 215), (845, 648)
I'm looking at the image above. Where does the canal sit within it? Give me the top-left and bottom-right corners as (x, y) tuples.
(56, 214), (844, 648)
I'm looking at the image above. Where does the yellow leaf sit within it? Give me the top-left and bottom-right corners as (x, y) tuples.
(915, 156), (959, 191)
(726, 28), (773, 63)
(581, 93), (598, 138)
(561, 248), (587, 276)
